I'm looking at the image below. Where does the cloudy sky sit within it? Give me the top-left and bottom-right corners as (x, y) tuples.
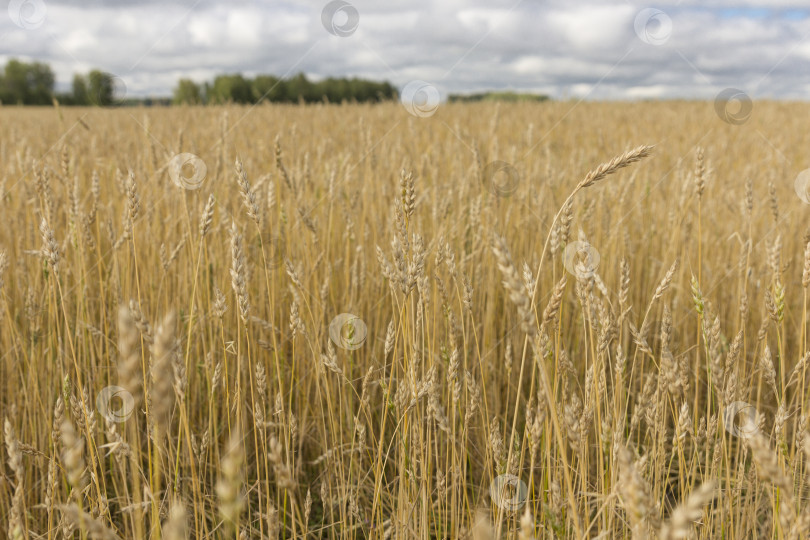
(1, 0), (810, 100)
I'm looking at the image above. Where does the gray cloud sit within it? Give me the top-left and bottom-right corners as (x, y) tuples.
(0, 0), (808, 99)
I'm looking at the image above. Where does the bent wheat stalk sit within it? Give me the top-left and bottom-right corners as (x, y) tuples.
(502, 144), (655, 538)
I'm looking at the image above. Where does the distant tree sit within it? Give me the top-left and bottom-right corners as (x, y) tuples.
(310, 77), (396, 103)
(209, 74), (252, 104)
(284, 73), (314, 103)
(71, 74), (90, 105)
(87, 70), (115, 106)
(0, 59), (54, 104)
(251, 75), (283, 102)
(68, 70), (122, 106)
(378, 81), (397, 101)
(0, 58), (400, 107)
(349, 78), (372, 102)
(315, 77), (348, 103)
(173, 78), (203, 105)
(2, 59), (31, 104)
(27, 62), (55, 104)
(448, 91), (549, 103)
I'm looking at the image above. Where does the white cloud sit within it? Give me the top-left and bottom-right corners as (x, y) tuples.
(0, 0), (807, 99)
(548, 4), (635, 51)
(626, 85), (670, 98)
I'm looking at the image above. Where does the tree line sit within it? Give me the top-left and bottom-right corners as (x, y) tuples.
(0, 59), (397, 106)
(172, 73), (396, 105)
(448, 91), (549, 103)
(0, 59), (125, 105)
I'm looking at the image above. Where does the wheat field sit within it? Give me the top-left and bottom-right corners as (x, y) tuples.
(1, 100), (810, 539)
